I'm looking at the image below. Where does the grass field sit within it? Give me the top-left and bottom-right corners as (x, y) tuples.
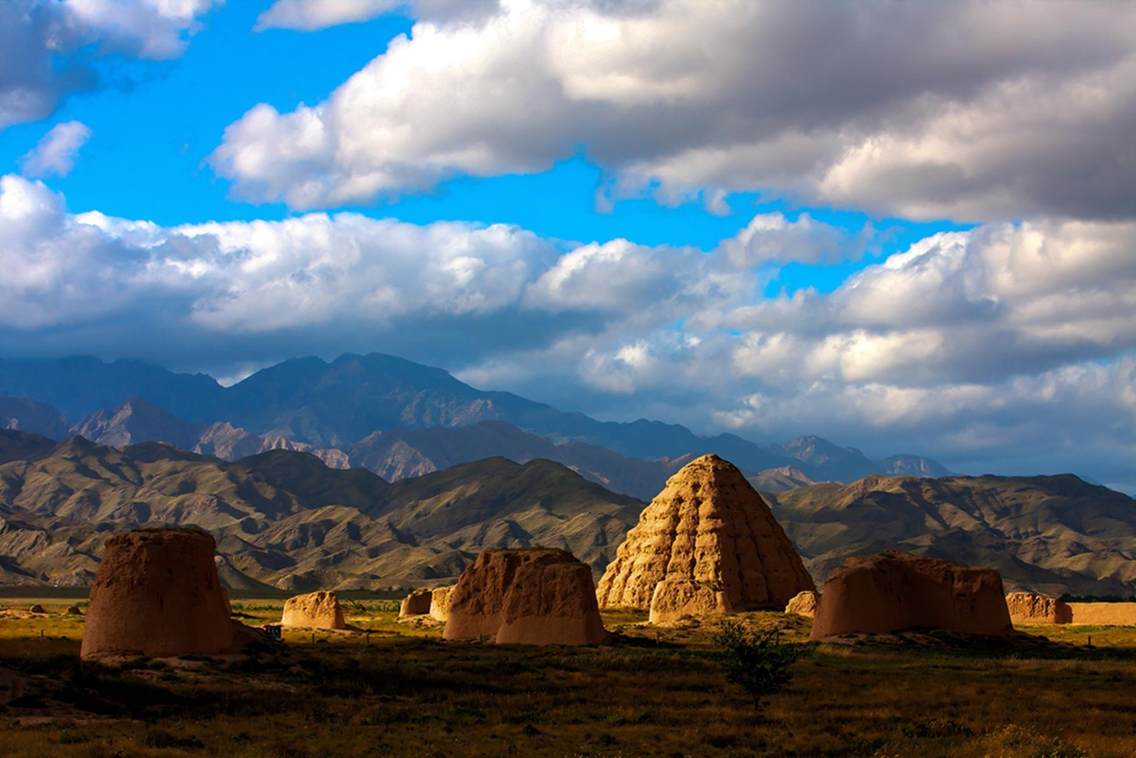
(2, 599), (1136, 757)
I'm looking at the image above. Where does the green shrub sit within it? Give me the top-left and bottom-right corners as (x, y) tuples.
(712, 619), (809, 715)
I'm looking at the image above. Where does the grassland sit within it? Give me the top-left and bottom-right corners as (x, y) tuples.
(2, 599), (1135, 757)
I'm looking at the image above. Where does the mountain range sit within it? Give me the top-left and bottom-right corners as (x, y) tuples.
(773, 475), (1136, 597)
(0, 429), (1132, 596)
(0, 430), (640, 590)
(0, 353), (948, 499)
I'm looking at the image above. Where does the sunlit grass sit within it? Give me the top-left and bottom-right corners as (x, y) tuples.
(2, 600), (1135, 756)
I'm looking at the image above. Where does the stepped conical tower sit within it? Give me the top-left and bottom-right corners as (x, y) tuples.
(596, 454), (814, 622)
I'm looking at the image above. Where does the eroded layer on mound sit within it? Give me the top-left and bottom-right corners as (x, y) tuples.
(648, 579), (731, 624)
(596, 454), (814, 622)
(1006, 592), (1072, 625)
(81, 528), (249, 660)
(399, 588), (432, 618)
(444, 548), (606, 645)
(429, 586), (454, 622)
(810, 551), (1012, 640)
(282, 590), (346, 629)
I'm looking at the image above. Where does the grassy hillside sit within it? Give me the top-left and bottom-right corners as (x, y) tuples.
(2, 601), (1135, 756)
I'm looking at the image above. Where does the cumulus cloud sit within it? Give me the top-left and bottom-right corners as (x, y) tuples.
(0, 0), (218, 130)
(0, 172), (568, 361)
(3, 172), (1133, 483)
(720, 220), (1136, 390)
(255, 0), (402, 31)
(19, 121), (92, 178)
(718, 213), (856, 269)
(255, 0), (498, 30)
(213, 0), (1136, 221)
(523, 239), (696, 314)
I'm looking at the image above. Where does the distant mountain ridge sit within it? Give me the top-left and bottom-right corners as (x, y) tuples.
(0, 429), (1131, 596)
(0, 431), (642, 589)
(770, 474), (1136, 597)
(70, 397), (200, 451)
(0, 396), (70, 439)
(0, 353), (950, 494)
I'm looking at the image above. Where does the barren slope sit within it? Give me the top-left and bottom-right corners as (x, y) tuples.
(0, 433), (641, 590)
(772, 474), (1136, 596)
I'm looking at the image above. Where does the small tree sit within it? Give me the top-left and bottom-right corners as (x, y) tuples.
(713, 619), (808, 716)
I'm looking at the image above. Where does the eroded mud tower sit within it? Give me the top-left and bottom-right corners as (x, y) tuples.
(282, 590), (347, 629)
(429, 586), (454, 622)
(81, 528), (246, 660)
(810, 550), (1013, 639)
(1005, 591), (1072, 625)
(444, 548), (606, 645)
(596, 454), (815, 623)
(398, 588), (433, 618)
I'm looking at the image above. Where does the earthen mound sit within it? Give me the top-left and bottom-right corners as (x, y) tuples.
(444, 548), (606, 645)
(399, 588), (432, 618)
(785, 590), (818, 618)
(430, 586), (454, 622)
(80, 528), (260, 660)
(596, 454), (814, 623)
(281, 591), (347, 630)
(28, 604), (45, 614)
(1006, 592), (1072, 625)
(66, 606), (82, 616)
(810, 551), (1012, 640)
(1066, 602), (1136, 625)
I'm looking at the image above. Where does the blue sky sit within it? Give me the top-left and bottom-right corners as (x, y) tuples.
(0, 0), (1133, 489)
(0, 3), (410, 224)
(0, 0), (966, 292)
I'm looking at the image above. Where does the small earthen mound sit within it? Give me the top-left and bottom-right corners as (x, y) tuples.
(28, 604), (46, 614)
(785, 590), (819, 618)
(429, 586), (454, 623)
(810, 551), (1012, 640)
(65, 605), (82, 616)
(281, 591), (346, 630)
(398, 588), (433, 618)
(444, 548), (606, 645)
(597, 454), (814, 624)
(1006, 592), (1072, 625)
(80, 528), (259, 660)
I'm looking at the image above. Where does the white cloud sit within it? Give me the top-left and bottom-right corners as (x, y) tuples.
(2, 172), (1133, 483)
(255, 0), (498, 30)
(0, 175), (150, 329)
(0, 0), (218, 130)
(523, 239), (694, 314)
(62, 0), (218, 58)
(721, 219), (1136, 389)
(256, 0), (401, 31)
(718, 213), (855, 269)
(175, 214), (551, 331)
(213, 0), (1136, 221)
(19, 121), (92, 178)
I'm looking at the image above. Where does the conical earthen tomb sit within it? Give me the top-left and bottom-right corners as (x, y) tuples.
(596, 454), (815, 623)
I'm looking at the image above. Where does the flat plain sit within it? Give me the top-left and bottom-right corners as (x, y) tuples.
(2, 599), (1135, 757)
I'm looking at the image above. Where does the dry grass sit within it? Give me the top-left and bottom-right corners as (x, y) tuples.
(2, 600), (1135, 756)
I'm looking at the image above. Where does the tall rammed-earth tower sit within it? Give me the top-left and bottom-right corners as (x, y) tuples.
(596, 454), (815, 623)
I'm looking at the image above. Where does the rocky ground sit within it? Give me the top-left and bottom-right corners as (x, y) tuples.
(1, 600), (1135, 756)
